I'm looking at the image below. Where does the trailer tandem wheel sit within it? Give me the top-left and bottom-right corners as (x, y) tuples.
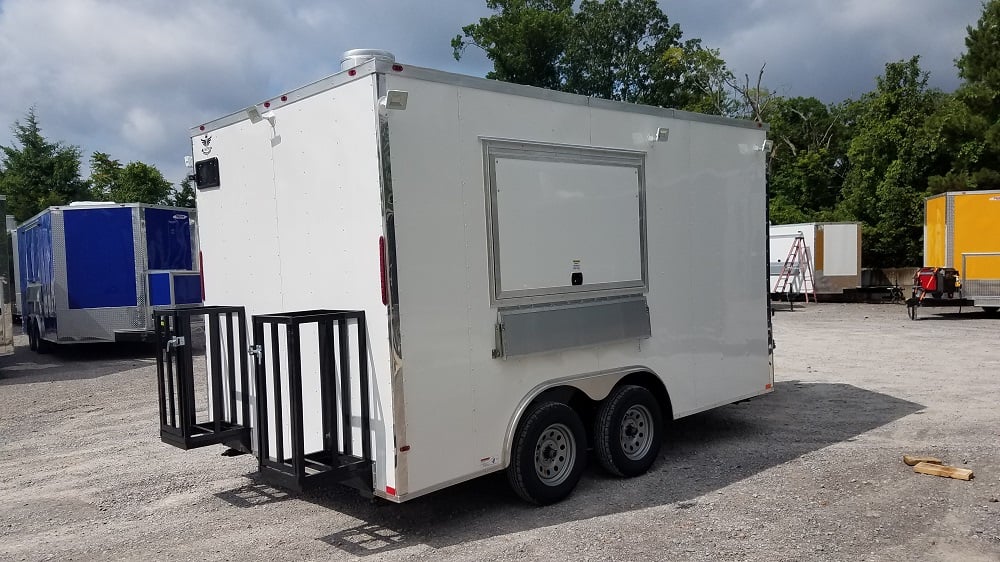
(34, 321), (52, 354)
(507, 401), (587, 505)
(27, 320), (38, 352)
(593, 385), (663, 477)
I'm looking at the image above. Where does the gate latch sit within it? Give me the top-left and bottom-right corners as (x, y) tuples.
(165, 336), (185, 351)
(248, 344), (263, 364)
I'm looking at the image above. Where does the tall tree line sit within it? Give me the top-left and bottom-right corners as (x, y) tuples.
(455, 0), (1000, 267)
(0, 107), (194, 223)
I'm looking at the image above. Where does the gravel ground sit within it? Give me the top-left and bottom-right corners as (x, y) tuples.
(1, 303), (998, 561)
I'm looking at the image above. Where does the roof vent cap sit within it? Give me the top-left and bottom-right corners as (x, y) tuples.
(341, 49), (395, 71)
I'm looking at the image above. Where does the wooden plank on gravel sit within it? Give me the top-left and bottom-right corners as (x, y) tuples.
(913, 462), (973, 480)
(903, 455), (942, 466)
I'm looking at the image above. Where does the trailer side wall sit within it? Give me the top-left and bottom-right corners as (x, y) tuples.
(952, 192), (1000, 280)
(385, 72), (771, 499)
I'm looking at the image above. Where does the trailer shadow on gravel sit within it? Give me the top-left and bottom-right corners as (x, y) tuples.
(0, 339), (156, 386)
(907, 309), (1000, 321)
(213, 379), (923, 556)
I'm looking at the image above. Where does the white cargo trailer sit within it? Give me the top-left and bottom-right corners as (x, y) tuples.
(162, 51), (773, 505)
(769, 222), (862, 295)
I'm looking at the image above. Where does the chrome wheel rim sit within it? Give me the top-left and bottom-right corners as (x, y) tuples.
(620, 404), (654, 460)
(534, 423), (576, 486)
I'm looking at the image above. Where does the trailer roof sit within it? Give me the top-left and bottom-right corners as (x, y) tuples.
(925, 189), (1000, 201)
(191, 59), (770, 136)
(17, 203), (195, 229)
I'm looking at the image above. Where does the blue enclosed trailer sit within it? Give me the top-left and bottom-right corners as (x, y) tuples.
(15, 203), (201, 350)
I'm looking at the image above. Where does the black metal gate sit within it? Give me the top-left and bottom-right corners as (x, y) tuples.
(251, 310), (373, 492)
(154, 305), (252, 452)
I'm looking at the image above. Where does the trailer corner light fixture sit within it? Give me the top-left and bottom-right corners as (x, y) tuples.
(649, 127), (669, 142)
(381, 90), (409, 111)
(247, 106), (263, 124)
(392, 64), (404, 72)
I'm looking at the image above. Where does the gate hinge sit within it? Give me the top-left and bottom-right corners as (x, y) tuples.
(166, 336), (186, 351)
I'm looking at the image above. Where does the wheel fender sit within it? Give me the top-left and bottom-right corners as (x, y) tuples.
(501, 366), (660, 468)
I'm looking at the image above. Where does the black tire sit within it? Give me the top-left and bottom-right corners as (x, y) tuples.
(507, 401), (587, 505)
(27, 319), (38, 352)
(594, 385), (663, 477)
(983, 306), (999, 316)
(36, 331), (52, 354)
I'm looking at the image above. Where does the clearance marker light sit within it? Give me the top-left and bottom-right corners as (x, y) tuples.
(379, 236), (389, 305)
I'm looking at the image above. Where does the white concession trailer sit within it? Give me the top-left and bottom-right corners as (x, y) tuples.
(158, 50), (773, 505)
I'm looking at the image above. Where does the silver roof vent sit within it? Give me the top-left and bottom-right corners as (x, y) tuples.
(341, 49), (396, 71)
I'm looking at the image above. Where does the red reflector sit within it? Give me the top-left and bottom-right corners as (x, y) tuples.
(280, 95), (287, 102)
(391, 64), (403, 72)
(263, 101), (270, 108)
(348, 68), (357, 76)
(379, 236), (389, 306)
(386, 486), (396, 496)
(399, 445), (410, 452)
(199, 251), (205, 301)
(765, 383), (772, 390)
(199, 125), (205, 131)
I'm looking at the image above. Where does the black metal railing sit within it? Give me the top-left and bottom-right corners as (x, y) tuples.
(155, 305), (251, 452)
(251, 310), (373, 492)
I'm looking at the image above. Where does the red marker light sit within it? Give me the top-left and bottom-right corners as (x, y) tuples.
(199, 251), (205, 301)
(348, 69), (357, 76)
(391, 64), (403, 72)
(199, 125), (205, 131)
(280, 95), (287, 102)
(379, 236), (389, 306)
(263, 101), (271, 108)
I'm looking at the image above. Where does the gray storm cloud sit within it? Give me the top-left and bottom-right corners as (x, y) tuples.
(0, 0), (982, 186)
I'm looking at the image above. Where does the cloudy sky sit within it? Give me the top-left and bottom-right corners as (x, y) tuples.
(0, 0), (986, 188)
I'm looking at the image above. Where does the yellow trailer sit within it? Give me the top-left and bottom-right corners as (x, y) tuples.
(922, 190), (1000, 311)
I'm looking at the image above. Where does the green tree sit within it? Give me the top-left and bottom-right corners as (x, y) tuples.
(88, 151), (122, 200)
(452, 0), (573, 89)
(927, 0), (1000, 191)
(562, 0), (683, 103)
(170, 177), (196, 208)
(766, 96), (851, 219)
(0, 108), (90, 221)
(89, 152), (173, 205)
(656, 43), (740, 115)
(837, 57), (948, 267)
(454, 0), (724, 110)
